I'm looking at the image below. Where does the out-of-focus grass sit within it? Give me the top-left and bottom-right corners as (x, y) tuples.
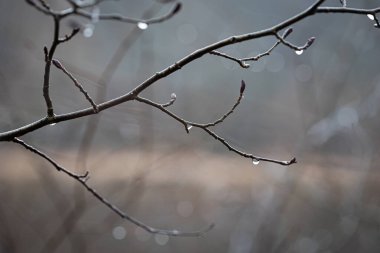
(0, 147), (379, 253)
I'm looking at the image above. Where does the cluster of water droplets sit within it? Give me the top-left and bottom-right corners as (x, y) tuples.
(367, 13), (379, 27)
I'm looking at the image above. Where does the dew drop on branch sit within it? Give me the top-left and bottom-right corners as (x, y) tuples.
(137, 22), (148, 30)
(367, 14), (375, 21)
(187, 125), (193, 131)
(171, 93), (177, 99)
(252, 159), (260, 165)
(50, 123), (56, 126)
(295, 50), (304, 55)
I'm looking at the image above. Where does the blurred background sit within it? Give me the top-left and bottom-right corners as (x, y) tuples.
(0, 0), (380, 252)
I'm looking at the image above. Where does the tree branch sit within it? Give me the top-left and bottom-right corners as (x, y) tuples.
(2, 0), (380, 141)
(12, 138), (214, 237)
(52, 59), (98, 113)
(74, 2), (181, 25)
(135, 81), (296, 166)
(210, 27), (293, 68)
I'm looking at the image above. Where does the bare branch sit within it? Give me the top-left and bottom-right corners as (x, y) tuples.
(58, 27), (80, 43)
(135, 96), (190, 133)
(372, 14), (380, 28)
(37, 0), (50, 10)
(316, 6), (380, 15)
(25, 0), (55, 16)
(12, 138), (89, 179)
(2, 0), (380, 141)
(11, 138), (214, 237)
(209, 51), (250, 68)
(136, 80), (295, 166)
(274, 32), (315, 52)
(74, 2), (182, 25)
(210, 28), (293, 68)
(203, 128), (297, 166)
(52, 59), (99, 113)
(201, 81), (244, 128)
(161, 93), (177, 108)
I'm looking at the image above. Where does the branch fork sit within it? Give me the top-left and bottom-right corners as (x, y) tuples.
(3, 0), (379, 237)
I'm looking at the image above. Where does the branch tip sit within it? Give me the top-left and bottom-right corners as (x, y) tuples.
(240, 80), (246, 94)
(283, 27), (293, 38)
(289, 157), (297, 165)
(307, 37), (316, 47)
(43, 46), (48, 61)
(172, 2), (182, 15)
(52, 59), (63, 69)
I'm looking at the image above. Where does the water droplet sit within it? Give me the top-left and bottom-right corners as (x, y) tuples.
(154, 234), (169, 246)
(50, 123), (56, 126)
(187, 125), (193, 131)
(83, 24), (94, 38)
(137, 22), (148, 30)
(367, 14), (375, 21)
(171, 93), (177, 99)
(295, 50), (304, 55)
(252, 159), (260, 165)
(112, 226), (126, 240)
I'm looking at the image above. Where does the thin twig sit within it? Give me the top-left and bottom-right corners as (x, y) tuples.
(12, 138), (214, 237)
(58, 28), (80, 43)
(25, 0), (182, 25)
(160, 93), (177, 108)
(74, 2), (181, 25)
(135, 96), (190, 133)
(203, 128), (297, 166)
(52, 59), (99, 113)
(274, 32), (315, 52)
(201, 81), (245, 128)
(136, 80), (296, 166)
(12, 138), (89, 179)
(373, 15), (380, 28)
(210, 28), (293, 68)
(37, 0), (50, 10)
(25, 0), (54, 16)
(209, 51), (250, 68)
(42, 17), (61, 118)
(316, 6), (380, 15)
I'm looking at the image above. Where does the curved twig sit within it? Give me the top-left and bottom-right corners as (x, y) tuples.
(135, 80), (296, 166)
(12, 138), (214, 237)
